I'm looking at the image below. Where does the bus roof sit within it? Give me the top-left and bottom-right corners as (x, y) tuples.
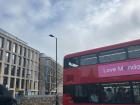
(65, 39), (140, 58)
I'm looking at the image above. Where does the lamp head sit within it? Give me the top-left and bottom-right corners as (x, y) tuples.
(49, 34), (54, 37)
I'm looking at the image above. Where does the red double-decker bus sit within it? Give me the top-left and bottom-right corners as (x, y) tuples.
(63, 39), (140, 105)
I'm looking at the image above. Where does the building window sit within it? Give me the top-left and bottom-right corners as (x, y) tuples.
(3, 76), (8, 86)
(27, 59), (29, 68)
(34, 82), (36, 90)
(23, 47), (26, 57)
(18, 45), (22, 55)
(12, 54), (16, 64)
(0, 50), (3, 60)
(22, 68), (25, 77)
(35, 64), (38, 72)
(32, 51), (34, 60)
(23, 58), (26, 67)
(26, 69), (31, 79)
(28, 49), (30, 58)
(26, 80), (29, 90)
(30, 70), (33, 78)
(16, 79), (20, 88)
(4, 64), (9, 75)
(5, 52), (10, 63)
(13, 43), (17, 53)
(21, 79), (25, 89)
(6, 40), (11, 51)
(30, 51), (33, 60)
(31, 61), (33, 68)
(0, 63), (2, 74)
(11, 66), (16, 76)
(30, 80), (32, 89)
(34, 53), (36, 61)
(35, 53), (39, 62)
(10, 78), (14, 88)
(34, 71), (38, 81)
(17, 67), (21, 77)
(0, 37), (4, 48)
(18, 56), (22, 66)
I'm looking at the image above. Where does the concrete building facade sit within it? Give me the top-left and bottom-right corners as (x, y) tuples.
(0, 28), (39, 96)
(39, 53), (63, 95)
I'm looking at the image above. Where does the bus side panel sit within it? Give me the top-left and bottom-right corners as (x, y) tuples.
(64, 65), (98, 85)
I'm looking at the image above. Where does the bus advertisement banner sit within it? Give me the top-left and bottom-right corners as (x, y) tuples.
(98, 59), (140, 77)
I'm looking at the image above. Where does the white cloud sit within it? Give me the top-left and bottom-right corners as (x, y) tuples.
(0, 0), (140, 64)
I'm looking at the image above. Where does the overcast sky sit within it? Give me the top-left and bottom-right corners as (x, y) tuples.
(0, 0), (140, 65)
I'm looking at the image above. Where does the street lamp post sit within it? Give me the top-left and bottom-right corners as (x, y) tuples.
(49, 34), (58, 105)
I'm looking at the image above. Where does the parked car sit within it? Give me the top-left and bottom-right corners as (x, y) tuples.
(0, 84), (17, 105)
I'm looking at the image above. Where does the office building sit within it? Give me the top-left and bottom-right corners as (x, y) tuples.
(0, 28), (39, 96)
(39, 53), (63, 95)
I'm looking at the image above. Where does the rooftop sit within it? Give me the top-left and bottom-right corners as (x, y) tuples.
(0, 28), (27, 45)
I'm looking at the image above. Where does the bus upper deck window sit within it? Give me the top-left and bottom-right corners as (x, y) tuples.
(128, 45), (140, 59)
(99, 48), (127, 63)
(80, 54), (97, 66)
(64, 57), (79, 68)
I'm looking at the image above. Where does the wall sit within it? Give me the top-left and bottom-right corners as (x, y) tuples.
(19, 95), (62, 105)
